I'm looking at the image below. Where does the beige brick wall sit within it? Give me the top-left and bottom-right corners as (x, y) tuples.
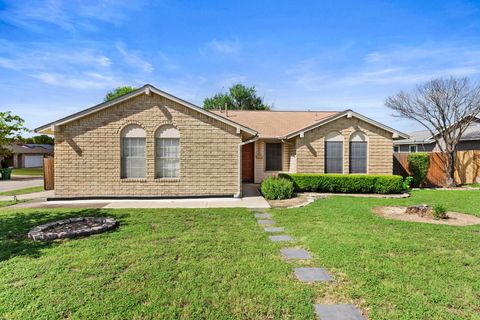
(54, 93), (242, 197)
(295, 116), (394, 174)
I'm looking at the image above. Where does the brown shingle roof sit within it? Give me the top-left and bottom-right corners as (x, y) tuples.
(211, 110), (340, 138)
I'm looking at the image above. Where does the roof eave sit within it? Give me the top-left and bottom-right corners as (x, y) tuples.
(35, 84), (258, 136)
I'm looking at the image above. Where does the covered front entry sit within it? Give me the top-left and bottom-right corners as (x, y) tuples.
(242, 143), (254, 182)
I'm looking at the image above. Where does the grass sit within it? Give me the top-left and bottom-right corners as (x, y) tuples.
(0, 201), (17, 208)
(11, 167), (43, 176)
(464, 183), (480, 188)
(272, 189), (480, 320)
(1, 190), (479, 319)
(0, 186), (44, 196)
(0, 207), (315, 319)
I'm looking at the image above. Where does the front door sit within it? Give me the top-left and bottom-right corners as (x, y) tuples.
(242, 143), (254, 182)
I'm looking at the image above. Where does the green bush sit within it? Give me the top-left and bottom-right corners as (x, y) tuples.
(408, 153), (430, 187)
(261, 176), (294, 200)
(402, 176), (414, 191)
(278, 173), (404, 194)
(433, 204), (448, 219)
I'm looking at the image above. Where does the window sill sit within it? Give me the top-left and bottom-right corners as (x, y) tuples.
(155, 178), (181, 183)
(120, 178), (147, 182)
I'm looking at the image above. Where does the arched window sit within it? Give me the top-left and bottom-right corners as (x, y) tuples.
(121, 124), (146, 179)
(155, 125), (180, 178)
(349, 131), (367, 173)
(325, 132), (343, 173)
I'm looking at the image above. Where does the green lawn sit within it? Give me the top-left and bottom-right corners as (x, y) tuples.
(0, 186), (44, 196)
(0, 208), (314, 319)
(1, 190), (479, 319)
(272, 189), (480, 320)
(12, 167), (44, 176)
(0, 201), (17, 208)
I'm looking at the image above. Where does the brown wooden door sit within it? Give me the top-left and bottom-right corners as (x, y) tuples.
(242, 143), (254, 182)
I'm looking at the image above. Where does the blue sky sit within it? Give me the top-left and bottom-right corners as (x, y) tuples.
(1, 0), (480, 135)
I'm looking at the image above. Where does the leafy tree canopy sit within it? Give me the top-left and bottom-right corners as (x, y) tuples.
(203, 84), (271, 110)
(0, 111), (28, 157)
(104, 86), (137, 102)
(18, 135), (54, 145)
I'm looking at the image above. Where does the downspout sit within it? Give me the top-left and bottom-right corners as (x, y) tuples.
(234, 135), (259, 198)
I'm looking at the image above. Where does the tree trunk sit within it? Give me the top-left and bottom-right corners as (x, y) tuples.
(445, 151), (457, 187)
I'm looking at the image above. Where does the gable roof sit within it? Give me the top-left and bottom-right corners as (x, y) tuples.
(35, 84), (257, 136)
(10, 143), (54, 155)
(211, 110), (339, 138)
(394, 118), (480, 145)
(211, 109), (408, 139)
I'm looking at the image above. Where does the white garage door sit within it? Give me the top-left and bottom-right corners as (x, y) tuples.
(24, 155), (44, 168)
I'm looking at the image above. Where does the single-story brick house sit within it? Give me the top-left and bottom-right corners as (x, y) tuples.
(35, 84), (408, 198)
(1, 143), (54, 168)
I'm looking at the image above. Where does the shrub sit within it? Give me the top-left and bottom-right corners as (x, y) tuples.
(261, 176), (294, 200)
(408, 153), (430, 187)
(402, 176), (414, 191)
(432, 204), (448, 219)
(278, 173), (404, 194)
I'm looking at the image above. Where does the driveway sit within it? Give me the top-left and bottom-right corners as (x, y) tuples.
(0, 176), (43, 192)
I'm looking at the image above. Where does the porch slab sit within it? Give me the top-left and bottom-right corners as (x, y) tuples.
(294, 267), (332, 282)
(281, 248), (312, 260)
(313, 304), (364, 320)
(269, 235), (294, 242)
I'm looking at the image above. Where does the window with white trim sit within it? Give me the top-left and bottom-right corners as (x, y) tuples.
(409, 145), (417, 153)
(349, 132), (367, 174)
(325, 132), (343, 174)
(393, 146), (399, 152)
(156, 125), (180, 178)
(121, 125), (146, 179)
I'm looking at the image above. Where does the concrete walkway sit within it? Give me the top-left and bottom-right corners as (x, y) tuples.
(0, 177), (43, 192)
(5, 184), (270, 209)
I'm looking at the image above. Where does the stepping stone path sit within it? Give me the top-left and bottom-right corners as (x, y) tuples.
(254, 213), (271, 219)
(294, 267), (332, 282)
(252, 210), (364, 319)
(281, 248), (312, 260)
(314, 304), (365, 320)
(269, 235), (294, 242)
(264, 226), (284, 233)
(257, 219), (275, 225)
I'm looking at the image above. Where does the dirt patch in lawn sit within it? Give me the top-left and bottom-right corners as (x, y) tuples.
(267, 193), (325, 208)
(373, 206), (480, 226)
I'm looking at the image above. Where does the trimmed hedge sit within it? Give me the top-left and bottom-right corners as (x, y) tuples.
(261, 176), (294, 200)
(408, 153), (430, 187)
(278, 173), (404, 194)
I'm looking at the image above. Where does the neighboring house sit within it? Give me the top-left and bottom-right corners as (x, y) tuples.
(35, 84), (408, 198)
(394, 117), (480, 153)
(1, 143), (54, 168)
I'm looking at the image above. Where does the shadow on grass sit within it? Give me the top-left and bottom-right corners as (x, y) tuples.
(0, 209), (129, 262)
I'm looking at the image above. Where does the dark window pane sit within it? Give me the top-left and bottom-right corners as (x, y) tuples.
(349, 142), (367, 173)
(266, 143), (282, 171)
(325, 141), (343, 173)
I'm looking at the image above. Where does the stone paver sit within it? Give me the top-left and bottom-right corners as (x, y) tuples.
(280, 248), (312, 260)
(294, 267), (332, 282)
(313, 304), (364, 320)
(269, 235), (294, 242)
(254, 213), (271, 219)
(264, 226), (284, 233)
(257, 219), (275, 225)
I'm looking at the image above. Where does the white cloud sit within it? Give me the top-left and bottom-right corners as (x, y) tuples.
(206, 39), (241, 54)
(33, 72), (119, 89)
(116, 43), (154, 73)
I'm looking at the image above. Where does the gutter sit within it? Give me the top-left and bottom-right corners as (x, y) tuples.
(234, 136), (259, 198)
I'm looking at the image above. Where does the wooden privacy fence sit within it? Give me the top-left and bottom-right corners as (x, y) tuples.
(43, 157), (54, 190)
(393, 151), (480, 186)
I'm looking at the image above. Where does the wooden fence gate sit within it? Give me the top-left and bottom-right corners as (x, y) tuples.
(43, 157), (54, 190)
(393, 151), (480, 186)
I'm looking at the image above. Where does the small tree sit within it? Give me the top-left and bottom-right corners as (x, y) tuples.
(0, 111), (28, 160)
(386, 77), (480, 187)
(104, 86), (137, 102)
(203, 84), (271, 110)
(408, 153), (430, 187)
